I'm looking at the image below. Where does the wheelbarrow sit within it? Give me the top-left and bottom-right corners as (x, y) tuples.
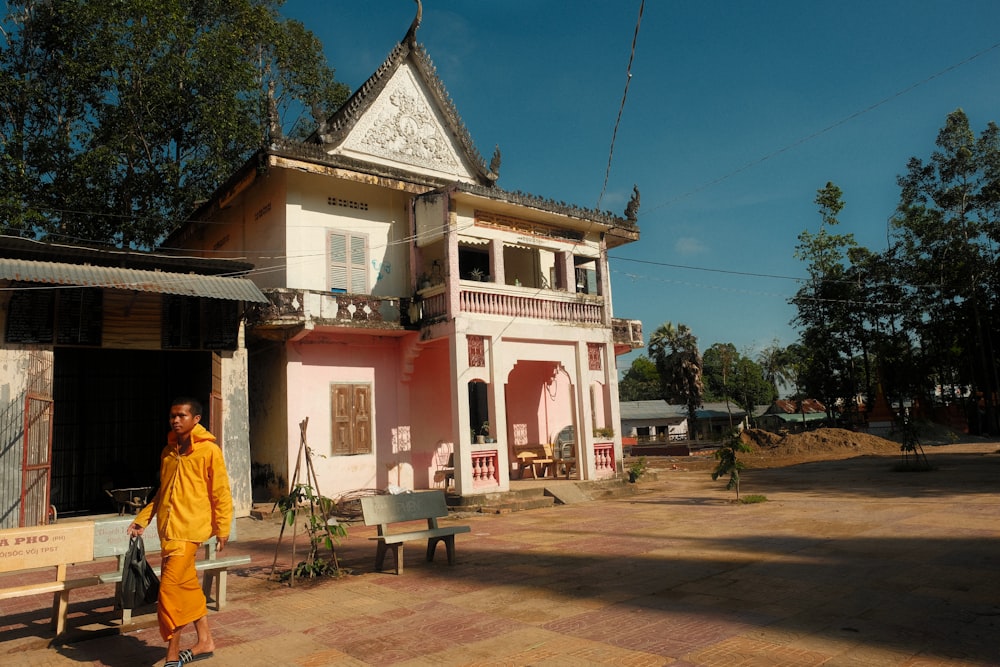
(105, 486), (154, 515)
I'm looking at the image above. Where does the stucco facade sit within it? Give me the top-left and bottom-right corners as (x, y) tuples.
(170, 13), (643, 501)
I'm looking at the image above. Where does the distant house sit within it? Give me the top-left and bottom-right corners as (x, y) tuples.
(619, 400), (753, 447)
(758, 399), (828, 433)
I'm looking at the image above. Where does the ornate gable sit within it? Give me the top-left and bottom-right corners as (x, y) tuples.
(338, 63), (472, 180)
(314, 5), (496, 186)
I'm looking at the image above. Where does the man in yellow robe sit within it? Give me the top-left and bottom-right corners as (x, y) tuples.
(129, 397), (233, 666)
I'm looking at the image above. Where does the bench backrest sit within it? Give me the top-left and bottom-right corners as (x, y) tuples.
(360, 491), (448, 527)
(0, 523), (94, 572)
(92, 515), (236, 559)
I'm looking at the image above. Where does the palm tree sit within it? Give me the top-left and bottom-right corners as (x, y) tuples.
(648, 322), (704, 440)
(757, 339), (794, 397)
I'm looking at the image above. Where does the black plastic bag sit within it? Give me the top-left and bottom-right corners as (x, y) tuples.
(116, 535), (160, 610)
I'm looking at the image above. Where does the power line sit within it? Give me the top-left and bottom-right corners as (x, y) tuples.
(596, 0), (644, 210)
(647, 39), (1000, 213)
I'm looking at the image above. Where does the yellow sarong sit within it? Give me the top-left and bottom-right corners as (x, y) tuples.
(157, 539), (205, 641)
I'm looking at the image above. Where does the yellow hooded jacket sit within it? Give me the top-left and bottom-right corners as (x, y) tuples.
(134, 423), (233, 543)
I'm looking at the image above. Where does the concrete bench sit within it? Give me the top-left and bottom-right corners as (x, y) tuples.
(0, 523), (100, 635)
(93, 516), (250, 625)
(360, 491), (470, 575)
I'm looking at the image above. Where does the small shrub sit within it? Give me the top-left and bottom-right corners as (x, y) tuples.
(276, 483), (348, 580)
(739, 494), (768, 504)
(712, 429), (752, 500)
(627, 456), (647, 482)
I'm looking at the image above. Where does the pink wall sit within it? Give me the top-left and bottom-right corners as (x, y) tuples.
(284, 334), (408, 494)
(409, 339), (455, 484)
(504, 361), (574, 448)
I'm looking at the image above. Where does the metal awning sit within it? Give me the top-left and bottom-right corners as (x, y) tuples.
(0, 258), (269, 303)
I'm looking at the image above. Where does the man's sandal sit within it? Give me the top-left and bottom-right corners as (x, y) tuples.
(178, 648), (215, 663)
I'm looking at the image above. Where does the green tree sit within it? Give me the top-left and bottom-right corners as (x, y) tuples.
(648, 322), (703, 439)
(791, 182), (861, 415)
(703, 343), (775, 424)
(0, 0), (349, 247)
(618, 355), (661, 402)
(712, 429), (751, 500)
(757, 339), (794, 398)
(891, 109), (1000, 434)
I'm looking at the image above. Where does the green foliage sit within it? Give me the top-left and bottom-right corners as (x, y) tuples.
(0, 0), (349, 247)
(648, 322), (704, 433)
(618, 355), (662, 401)
(627, 456), (647, 480)
(712, 430), (752, 499)
(739, 494), (768, 504)
(277, 482), (347, 579)
(757, 339), (796, 398)
(702, 343), (776, 415)
(785, 111), (1000, 436)
(791, 182), (863, 412)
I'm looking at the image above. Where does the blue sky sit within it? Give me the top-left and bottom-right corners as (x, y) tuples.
(281, 0), (1000, 368)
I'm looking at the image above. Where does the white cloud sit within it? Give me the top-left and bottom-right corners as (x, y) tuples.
(674, 237), (708, 255)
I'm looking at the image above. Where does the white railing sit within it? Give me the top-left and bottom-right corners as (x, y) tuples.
(459, 282), (603, 323)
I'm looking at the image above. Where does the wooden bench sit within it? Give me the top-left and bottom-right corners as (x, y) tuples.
(360, 491), (470, 575)
(512, 443), (554, 478)
(0, 516), (250, 635)
(0, 523), (100, 635)
(93, 516), (250, 625)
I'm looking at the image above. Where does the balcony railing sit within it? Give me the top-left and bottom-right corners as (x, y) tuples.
(420, 282), (605, 324)
(246, 288), (407, 339)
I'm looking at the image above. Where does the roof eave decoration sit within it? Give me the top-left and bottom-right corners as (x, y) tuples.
(446, 182), (640, 236)
(307, 1), (497, 186)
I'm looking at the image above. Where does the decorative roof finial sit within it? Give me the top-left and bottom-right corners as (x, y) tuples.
(489, 145), (502, 180)
(405, 0), (422, 43)
(624, 185), (640, 223)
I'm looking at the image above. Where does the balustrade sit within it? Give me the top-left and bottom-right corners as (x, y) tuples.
(471, 449), (499, 487)
(593, 442), (615, 479)
(458, 284), (603, 324)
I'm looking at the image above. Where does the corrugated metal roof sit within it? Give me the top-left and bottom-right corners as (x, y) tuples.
(0, 258), (268, 303)
(620, 400), (755, 421)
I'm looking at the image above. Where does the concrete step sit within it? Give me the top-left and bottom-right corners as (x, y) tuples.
(446, 477), (643, 513)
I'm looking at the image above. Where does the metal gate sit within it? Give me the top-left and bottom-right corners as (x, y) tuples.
(21, 393), (54, 526)
(20, 349), (54, 526)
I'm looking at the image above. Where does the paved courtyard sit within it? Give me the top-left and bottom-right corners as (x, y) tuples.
(2, 442), (998, 666)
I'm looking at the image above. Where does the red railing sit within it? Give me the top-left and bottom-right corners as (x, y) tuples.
(594, 442), (615, 479)
(471, 449), (499, 487)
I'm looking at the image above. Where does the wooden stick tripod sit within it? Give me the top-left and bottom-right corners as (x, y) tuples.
(268, 417), (341, 586)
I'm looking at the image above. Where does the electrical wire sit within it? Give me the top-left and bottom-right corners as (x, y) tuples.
(647, 39), (1000, 213)
(597, 0), (644, 211)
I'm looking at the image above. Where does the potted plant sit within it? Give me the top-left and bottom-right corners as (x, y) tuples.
(477, 421), (490, 444)
(627, 456), (647, 483)
(593, 426), (615, 440)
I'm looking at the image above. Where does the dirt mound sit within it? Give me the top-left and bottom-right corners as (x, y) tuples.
(740, 427), (900, 465)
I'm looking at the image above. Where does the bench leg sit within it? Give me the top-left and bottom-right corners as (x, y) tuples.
(201, 570), (227, 610)
(375, 542), (402, 575)
(52, 590), (69, 635)
(427, 535), (458, 565)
